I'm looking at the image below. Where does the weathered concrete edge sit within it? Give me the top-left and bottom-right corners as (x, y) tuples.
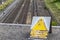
(0, 23), (59, 28)
(0, 23), (31, 26)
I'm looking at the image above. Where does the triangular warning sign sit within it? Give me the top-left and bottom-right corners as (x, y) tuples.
(32, 18), (47, 31)
(30, 18), (48, 38)
(30, 17), (51, 38)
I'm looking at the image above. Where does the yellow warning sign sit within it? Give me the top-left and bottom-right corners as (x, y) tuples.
(30, 18), (48, 38)
(32, 18), (47, 30)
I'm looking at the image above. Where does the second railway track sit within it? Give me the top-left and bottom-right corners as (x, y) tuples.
(13, 0), (30, 24)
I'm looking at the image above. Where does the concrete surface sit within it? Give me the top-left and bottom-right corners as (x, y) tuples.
(0, 23), (59, 40)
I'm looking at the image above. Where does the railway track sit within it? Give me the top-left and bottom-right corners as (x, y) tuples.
(2, 0), (24, 23)
(1, 0), (51, 24)
(33, 0), (38, 16)
(37, 0), (51, 16)
(13, 0), (30, 24)
(19, 0), (30, 24)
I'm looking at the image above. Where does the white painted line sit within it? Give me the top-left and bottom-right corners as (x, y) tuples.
(0, 23), (31, 26)
(52, 26), (60, 28)
(0, 23), (60, 28)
